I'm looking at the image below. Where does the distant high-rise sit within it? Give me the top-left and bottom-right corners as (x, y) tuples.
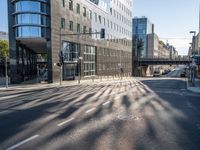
(132, 17), (154, 58)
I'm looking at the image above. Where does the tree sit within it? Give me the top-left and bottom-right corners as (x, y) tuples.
(0, 40), (9, 58)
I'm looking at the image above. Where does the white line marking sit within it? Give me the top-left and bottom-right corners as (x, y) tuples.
(85, 108), (96, 114)
(103, 101), (111, 106)
(57, 118), (75, 127)
(7, 135), (39, 150)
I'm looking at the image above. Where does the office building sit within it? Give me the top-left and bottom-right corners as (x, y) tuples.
(8, 0), (132, 83)
(132, 17), (154, 58)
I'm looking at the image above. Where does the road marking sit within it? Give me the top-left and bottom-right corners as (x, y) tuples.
(102, 101), (111, 106)
(57, 118), (75, 127)
(7, 135), (39, 150)
(85, 108), (96, 114)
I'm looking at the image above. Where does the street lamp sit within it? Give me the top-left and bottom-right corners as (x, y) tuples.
(189, 31), (197, 86)
(189, 31), (196, 56)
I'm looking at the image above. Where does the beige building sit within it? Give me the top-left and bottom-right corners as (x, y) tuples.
(147, 33), (159, 58)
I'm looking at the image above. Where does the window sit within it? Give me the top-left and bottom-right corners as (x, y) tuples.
(89, 28), (92, 36)
(69, 21), (73, 31)
(61, 18), (65, 28)
(69, 0), (73, 10)
(95, 13), (97, 22)
(89, 10), (92, 20)
(83, 26), (87, 33)
(77, 23), (80, 33)
(99, 15), (101, 24)
(76, 3), (80, 14)
(84, 45), (96, 76)
(61, 0), (65, 7)
(16, 26), (43, 37)
(83, 7), (86, 17)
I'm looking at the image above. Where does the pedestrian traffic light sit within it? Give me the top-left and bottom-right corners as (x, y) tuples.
(100, 28), (105, 39)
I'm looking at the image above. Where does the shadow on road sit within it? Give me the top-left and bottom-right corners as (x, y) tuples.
(0, 79), (200, 150)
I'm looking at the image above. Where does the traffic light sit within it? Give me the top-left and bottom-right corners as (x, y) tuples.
(56, 62), (61, 67)
(100, 28), (105, 39)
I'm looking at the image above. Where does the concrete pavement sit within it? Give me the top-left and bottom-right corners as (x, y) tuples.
(0, 78), (200, 150)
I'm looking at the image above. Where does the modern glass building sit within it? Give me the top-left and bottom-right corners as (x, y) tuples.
(8, 0), (132, 83)
(132, 17), (153, 58)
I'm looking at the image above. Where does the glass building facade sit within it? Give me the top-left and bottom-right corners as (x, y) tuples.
(132, 17), (153, 58)
(14, 0), (49, 38)
(8, 0), (50, 83)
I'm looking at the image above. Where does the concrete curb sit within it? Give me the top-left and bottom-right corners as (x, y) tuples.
(186, 80), (200, 94)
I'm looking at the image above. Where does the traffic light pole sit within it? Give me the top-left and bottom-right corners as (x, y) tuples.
(5, 56), (8, 88)
(59, 28), (63, 86)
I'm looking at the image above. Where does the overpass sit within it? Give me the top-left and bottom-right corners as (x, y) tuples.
(138, 58), (192, 66)
(132, 57), (192, 77)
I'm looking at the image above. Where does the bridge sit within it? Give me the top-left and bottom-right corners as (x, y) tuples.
(132, 57), (192, 77)
(138, 58), (192, 66)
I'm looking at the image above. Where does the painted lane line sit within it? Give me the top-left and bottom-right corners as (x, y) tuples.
(7, 135), (39, 150)
(57, 118), (75, 127)
(102, 101), (111, 106)
(85, 108), (96, 114)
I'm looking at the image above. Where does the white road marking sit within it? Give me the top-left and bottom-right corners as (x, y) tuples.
(85, 108), (96, 114)
(7, 135), (39, 150)
(102, 101), (111, 106)
(57, 118), (75, 127)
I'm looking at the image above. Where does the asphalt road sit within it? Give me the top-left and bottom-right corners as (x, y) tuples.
(164, 65), (185, 78)
(0, 78), (200, 150)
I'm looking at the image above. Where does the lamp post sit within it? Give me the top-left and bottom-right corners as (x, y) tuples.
(190, 31), (196, 56)
(189, 31), (196, 86)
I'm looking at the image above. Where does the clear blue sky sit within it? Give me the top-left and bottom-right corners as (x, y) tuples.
(0, 0), (199, 55)
(133, 0), (200, 55)
(0, 0), (8, 32)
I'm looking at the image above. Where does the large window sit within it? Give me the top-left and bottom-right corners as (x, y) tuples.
(84, 45), (96, 76)
(16, 26), (45, 37)
(15, 1), (47, 13)
(76, 3), (80, 14)
(69, 0), (73, 10)
(62, 42), (79, 62)
(69, 21), (73, 31)
(16, 14), (46, 25)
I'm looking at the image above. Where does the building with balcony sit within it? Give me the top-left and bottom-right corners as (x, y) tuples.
(8, 0), (132, 83)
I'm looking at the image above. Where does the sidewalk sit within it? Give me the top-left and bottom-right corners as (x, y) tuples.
(0, 76), (133, 91)
(186, 78), (200, 94)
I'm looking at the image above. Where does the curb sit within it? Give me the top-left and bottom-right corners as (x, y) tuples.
(186, 80), (200, 94)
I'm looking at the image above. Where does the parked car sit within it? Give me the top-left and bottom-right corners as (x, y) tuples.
(180, 71), (186, 77)
(153, 71), (161, 77)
